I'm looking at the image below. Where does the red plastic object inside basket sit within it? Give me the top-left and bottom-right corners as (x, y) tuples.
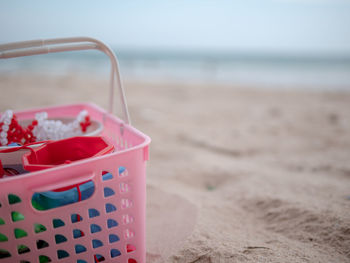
(22, 136), (114, 190)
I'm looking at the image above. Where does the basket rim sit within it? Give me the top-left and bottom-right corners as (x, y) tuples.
(0, 102), (151, 184)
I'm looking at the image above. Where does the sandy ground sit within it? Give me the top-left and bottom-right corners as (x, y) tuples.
(1, 73), (350, 262)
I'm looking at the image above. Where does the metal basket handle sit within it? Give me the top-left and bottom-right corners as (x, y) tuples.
(0, 37), (131, 125)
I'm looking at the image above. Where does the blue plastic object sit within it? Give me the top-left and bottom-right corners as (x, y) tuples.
(32, 168), (125, 211)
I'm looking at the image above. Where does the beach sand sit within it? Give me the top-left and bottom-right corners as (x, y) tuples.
(1, 73), (350, 262)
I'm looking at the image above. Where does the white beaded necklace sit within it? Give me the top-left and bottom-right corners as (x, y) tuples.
(0, 110), (13, 146)
(33, 110), (89, 141)
(0, 110), (91, 146)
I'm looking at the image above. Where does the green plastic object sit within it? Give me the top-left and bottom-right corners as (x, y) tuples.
(32, 200), (45, 210)
(11, 211), (25, 222)
(14, 228), (28, 239)
(0, 233), (8, 242)
(8, 194), (21, 204)
(18, 244), (30, 254)
(39, 255), (51, 263)
(34, 223), (47, 234)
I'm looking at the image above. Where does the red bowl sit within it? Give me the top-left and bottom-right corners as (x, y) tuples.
(22, 136), (114, 172)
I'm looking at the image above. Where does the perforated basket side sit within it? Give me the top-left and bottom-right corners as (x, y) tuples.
(0, 146), (147, 263)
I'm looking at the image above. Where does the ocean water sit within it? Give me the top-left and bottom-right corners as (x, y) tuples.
(1, 49), (350, 90)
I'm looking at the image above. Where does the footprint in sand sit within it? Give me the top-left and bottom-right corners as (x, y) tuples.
(146, 185), (197, 262)
(243, 198), (350, 260)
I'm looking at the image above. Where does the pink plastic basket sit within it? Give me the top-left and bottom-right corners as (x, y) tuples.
(0, 38), (151, 263)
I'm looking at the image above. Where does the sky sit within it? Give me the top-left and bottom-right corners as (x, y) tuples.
(1, 0), (350, 55)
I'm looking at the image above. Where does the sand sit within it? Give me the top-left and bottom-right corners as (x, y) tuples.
(1, 73), (350, 262)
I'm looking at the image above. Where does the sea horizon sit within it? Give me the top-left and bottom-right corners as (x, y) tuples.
(1, 48), (350, 90)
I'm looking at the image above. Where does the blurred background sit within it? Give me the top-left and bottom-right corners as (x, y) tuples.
(1, 2), (350, 262)
(1, 0), (350, 89)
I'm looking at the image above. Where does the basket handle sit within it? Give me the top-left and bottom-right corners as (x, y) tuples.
(0, 37), (131, 125)
(27, 170), (95, 193)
